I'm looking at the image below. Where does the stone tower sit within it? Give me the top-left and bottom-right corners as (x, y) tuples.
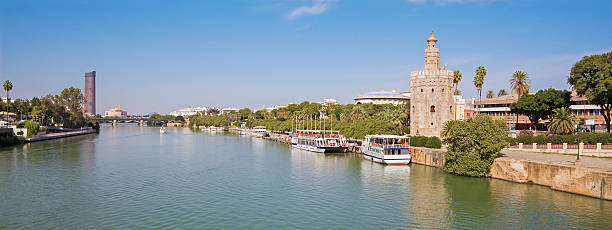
(409, 33), (454, 137)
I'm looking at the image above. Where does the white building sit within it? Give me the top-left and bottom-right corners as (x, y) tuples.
(354, 90), (410, 105)
(221, 108), (240, 114)
(169, 106), (212, 117)
(318, 98), (338, 106)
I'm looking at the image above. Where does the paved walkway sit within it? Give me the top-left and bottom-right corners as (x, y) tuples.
(26, 129), (96, 142)
(500, 149), (612, 172)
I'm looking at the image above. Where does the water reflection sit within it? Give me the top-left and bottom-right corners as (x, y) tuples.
(0, 127), (610, 229)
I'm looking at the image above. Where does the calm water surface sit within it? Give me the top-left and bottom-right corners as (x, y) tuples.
(1, 126), (611, 229)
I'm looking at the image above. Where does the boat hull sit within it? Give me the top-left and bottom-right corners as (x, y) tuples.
(361, 149), (411, 165)
(294, 144), (348, 153)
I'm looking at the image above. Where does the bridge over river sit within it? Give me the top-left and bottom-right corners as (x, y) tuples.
(93, 117), (172, 126)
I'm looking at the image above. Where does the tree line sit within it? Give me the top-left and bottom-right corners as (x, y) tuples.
(188, 102), (410, 139)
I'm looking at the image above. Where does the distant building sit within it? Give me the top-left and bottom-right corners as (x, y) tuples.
(104, 105), (128, 117)
(318, 99), (338, 106)
(84, 71), (96, 116)
(169, 107), (213, 117)
(255, 104), (290, 113)
(473, 91), (608, 131)
(409, 32), (454, 137)
(221, 108), (240, 114)
(354, 90), (410, 105)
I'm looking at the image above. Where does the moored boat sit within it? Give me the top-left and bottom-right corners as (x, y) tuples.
(252, 126), (267, 138)
(290, 130), (348, 153)
(361, 135), (411, 165)
(160, 126), (167, 134)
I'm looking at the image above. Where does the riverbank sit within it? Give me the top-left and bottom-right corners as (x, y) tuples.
(261, 132), (612, 201)
(26, 128), (97, 143)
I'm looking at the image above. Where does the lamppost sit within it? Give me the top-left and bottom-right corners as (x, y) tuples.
(575, 133), (581, 161)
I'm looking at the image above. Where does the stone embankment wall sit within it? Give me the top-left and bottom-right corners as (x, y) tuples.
(410, 147), (446, 168)
(490, 157), (612, 200)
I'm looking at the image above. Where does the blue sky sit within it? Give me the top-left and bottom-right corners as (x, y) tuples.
(1, 0), (611, 114)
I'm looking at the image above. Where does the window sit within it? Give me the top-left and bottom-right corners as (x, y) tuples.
(432, 88), (434, 92)
(430, 105), (435, 112)
(421, 89), (423, 92)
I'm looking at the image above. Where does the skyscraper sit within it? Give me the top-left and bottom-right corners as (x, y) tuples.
(84, 71), (96, 116)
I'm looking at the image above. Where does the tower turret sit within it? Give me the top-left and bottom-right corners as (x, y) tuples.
(424, 32), (440, 70)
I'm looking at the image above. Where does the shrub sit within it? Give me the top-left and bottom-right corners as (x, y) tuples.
(404, 135), (441, 149)
(443, 114), (509, 177)
(425, 136), (442, 149)
(24, 120), (40, 136)
(16, 131), (24, 136)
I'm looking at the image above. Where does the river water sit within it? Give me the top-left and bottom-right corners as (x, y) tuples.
(1, 126), (610, 229)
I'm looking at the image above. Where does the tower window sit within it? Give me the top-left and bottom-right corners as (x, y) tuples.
(430, 106), (435, 112)
(442, 89), (444, 92)
(421, 89), (423, 92)
(432, 88), (434, 92)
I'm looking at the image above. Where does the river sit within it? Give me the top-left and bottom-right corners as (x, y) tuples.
(1, 126), (610, 229)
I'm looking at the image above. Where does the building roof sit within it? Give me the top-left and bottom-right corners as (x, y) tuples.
(354, 90), (410, 100)
(428, 32), (437, 41)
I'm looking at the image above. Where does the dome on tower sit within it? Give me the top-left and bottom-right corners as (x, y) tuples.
(428, 32), (437, 41)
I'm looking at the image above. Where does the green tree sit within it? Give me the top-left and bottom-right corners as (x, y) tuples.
(548, 107), (576, 135)
(486, 90), (494, 99)
(443, 114), (509, 177)
(510, 70), (531, 98)
(58, 87), (85, 128)
(509, 88), (571, 129)
(568, 52), (612, 132)
(175, 116), (185, 122)
(3, 80), (13, 124)
(473, 66), (486, 113)
(453, 70), (462, 92)
(497, 89), (508, 97)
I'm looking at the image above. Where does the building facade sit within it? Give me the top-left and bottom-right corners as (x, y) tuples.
(104, 105), (128, 117)
(84, 71), (96, 116)
(354, 90), (410, 105)
(473, 91), (608, 131)
(409, 33), (454, 137)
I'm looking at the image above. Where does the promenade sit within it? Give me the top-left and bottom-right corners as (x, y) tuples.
(501, 149), (612, 172)
(26, 128), (97, 142)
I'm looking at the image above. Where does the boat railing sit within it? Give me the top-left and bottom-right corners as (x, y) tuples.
(367, 142), (410, 149)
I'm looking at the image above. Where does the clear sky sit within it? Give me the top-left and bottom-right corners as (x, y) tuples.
(1, 0), (611, 114)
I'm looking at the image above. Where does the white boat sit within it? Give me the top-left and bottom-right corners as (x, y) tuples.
(160, 126), (167, 134)
(361, 135), (411, 165)
(290, 130), (348, 153)
(252, 126), (267, 138)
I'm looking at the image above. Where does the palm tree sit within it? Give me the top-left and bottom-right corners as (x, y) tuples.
(509, 70), (531, 124)
(549, 107), (575, 135)
(3, 80), (13, 125)
(453, 70), (462, 92)
(498, 89), (508, 97)
(473, 66), (486, 114)
(486, 90), (494, 99)
(509, 70), (530, 98)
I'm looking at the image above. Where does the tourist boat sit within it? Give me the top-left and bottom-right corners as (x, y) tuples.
(361, 135), (411, 165)
(160, 126), (167, 134)
(252, 126), (267, 138)
(290, 130), (349, 153)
